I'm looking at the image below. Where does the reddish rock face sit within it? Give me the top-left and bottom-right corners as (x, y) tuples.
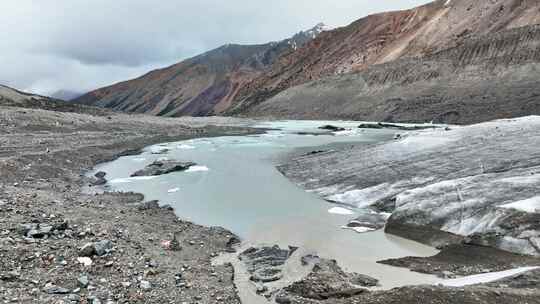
(228, 0), (540, 113)
(74, 24), (328, 117)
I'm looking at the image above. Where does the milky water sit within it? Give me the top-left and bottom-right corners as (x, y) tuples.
(93, 120), (440, 293)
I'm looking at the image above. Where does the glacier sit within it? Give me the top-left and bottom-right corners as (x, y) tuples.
(279, 116), (540, 255)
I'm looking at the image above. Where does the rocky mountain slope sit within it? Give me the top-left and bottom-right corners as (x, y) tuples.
(74, 24), (329, 117)
(0, 84), (110, 115)
(241, 24), (540, 123)
(0, 84), (51, 105)
(229, 0), (540, 123)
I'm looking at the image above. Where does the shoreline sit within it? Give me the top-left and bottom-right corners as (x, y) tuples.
(0, 107), (255, 303)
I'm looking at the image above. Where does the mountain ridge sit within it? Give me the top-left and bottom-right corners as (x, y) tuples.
(74, 23), (329, 116)
(75, 0), (540, 124)
(227, 0), (540, 115)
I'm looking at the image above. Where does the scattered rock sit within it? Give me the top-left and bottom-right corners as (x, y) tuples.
(78, 275), (89, 288)
(437, 271), (457, 279)
(79, 240), (113, 257)
(43, 284), (70, 294)
(318, 125), (346, 132)
(170, 234), (182, 251)
(77, 257), (93, 266)
(275, 296), (292, 304)
(140, 280), (152, 291)
(68, 294), (81, 302)
(358, 122), (438, 131)
(138, 200), (160, 211)
(79, 243), (96, 257)
(350, 273), (379, 287)
(94, 240), (113, 256)
(90, 171), (107, 186)
(18, 223), (53, 238)
(0, 271), (20, 282)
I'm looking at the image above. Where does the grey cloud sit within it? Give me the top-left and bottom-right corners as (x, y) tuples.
(0, 0), (431, 95)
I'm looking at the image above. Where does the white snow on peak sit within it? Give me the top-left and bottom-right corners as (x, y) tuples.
(440, 267), (539, 287)
(328, 207), (354, 215)
(501, 196), (540, 213)
(444, 0), (452, 6)
(304, 22), (333, 38)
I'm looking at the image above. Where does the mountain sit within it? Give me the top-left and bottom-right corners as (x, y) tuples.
(74, 23), (329, 116)
(75, 0), (540, 124)
(0, 84), (50, 105)
(0, 84), (110, 115)
(227, 0), (540, 123)
(50, 90), (83, 101)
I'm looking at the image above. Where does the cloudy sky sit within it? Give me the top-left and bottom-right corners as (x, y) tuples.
(0, 0), (430, 97)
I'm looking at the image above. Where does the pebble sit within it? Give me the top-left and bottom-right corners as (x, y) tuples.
(140, 280), (152, 291)
(43, 284), (70, 294)
(78, 275), (89, 288)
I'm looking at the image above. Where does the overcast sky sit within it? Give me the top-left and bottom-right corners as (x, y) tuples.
(0, 0), (430, 96)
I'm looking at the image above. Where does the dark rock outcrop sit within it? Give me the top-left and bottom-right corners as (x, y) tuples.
(318, 125), (345, 132)
(238, 245), (294, 283)
(280, 258), (375, 300)
(131, 160), (196, 177)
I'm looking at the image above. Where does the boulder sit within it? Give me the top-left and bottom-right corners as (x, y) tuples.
(79, 240), (113, 257)
(90, 171), (107, 186)
(79, 243), (96, 257)
(94, 240), (113, 256)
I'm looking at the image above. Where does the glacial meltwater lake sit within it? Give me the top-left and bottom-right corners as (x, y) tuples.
(92, 120), (440, 291)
